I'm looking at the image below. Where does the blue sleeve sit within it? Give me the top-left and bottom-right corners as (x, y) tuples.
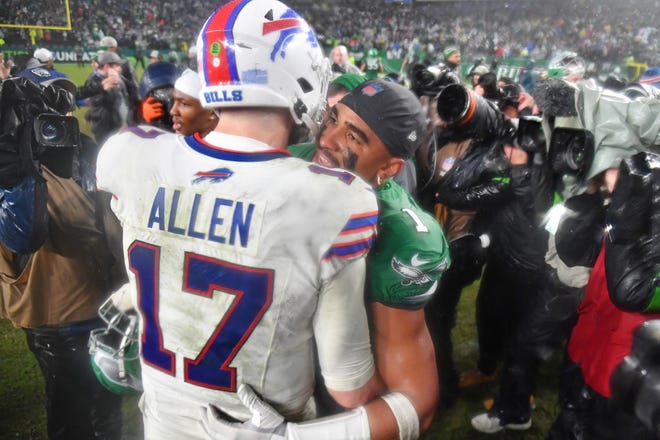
(0, 174), (48, 254)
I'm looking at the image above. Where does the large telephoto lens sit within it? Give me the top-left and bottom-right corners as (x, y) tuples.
(436, 83), (506, 142)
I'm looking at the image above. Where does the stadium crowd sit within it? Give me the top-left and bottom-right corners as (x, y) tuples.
(1, 0), (659, 66)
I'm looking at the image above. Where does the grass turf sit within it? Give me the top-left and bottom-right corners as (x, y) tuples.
(0, 279), (561, 439)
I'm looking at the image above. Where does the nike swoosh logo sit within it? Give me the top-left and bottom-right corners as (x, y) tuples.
(411, 253), (430, 267)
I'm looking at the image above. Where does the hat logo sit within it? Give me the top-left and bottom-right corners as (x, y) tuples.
(30, 68), (51, 78)
(407, 130), (418, 143)
(361, 83), (384, 96)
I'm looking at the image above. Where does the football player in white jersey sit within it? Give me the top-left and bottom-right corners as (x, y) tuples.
(200, 84), (447, 440)
(95, 1), (384, 438)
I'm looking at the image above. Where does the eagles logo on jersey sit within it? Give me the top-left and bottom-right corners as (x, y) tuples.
(392, 253), (449, 287)
(367, 180), (451, 310)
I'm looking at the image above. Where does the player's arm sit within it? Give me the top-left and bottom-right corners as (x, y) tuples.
(314, 257), (385, 407)
(200, 284), (439, 440)
(363, 302), (438, 439)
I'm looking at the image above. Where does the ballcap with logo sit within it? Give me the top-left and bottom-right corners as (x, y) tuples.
(16, 67), (77, 95)
(339, 79), (426, 160)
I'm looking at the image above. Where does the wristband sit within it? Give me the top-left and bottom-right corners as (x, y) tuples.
(381, 392), (420, 440)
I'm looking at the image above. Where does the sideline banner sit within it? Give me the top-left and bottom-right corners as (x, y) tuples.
(2, 45), (630, 81)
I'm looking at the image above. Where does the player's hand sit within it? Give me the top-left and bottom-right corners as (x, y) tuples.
(200, 384), (287, 440)
(141, 96), (164, 123)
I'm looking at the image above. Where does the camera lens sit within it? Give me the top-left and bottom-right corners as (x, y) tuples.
(40, 120), (65, 142)
(436, 83), (472, 124)
(565, 139), (587, 171)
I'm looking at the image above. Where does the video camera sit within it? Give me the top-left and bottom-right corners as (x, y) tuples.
(0, 77), (80, 186)
(33, 113), (80, 150)
(548, 127), (594, 177)
(611, 319), (660, 435)
(409, 62), (460, 98)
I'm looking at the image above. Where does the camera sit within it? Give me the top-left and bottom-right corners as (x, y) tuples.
(548, 127), (594, 176)
(31, 113), (81, 179)
(611, 319), (660, 435)
(435, 83), (508, 143)
(33, 113), (80, 149)
(409, 62), (460, 97)
(515, 116), (545, 154)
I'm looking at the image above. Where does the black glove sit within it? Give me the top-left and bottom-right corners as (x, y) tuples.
(607, 152), (652, 243)
(555, 192), (606, 268)
(606, 152), (660, 312)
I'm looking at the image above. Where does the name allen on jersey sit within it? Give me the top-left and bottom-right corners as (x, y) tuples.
(146, 185), (257, 249)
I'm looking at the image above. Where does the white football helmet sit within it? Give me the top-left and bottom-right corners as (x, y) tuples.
(196, 0), (330, 134)
(548, 51), (586, 79)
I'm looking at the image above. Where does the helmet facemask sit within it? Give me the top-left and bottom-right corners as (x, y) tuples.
(89, 296), (142, 395)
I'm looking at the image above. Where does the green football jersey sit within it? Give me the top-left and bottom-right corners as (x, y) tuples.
(287, 143), (316, 161)
(288, 144), (451, 309)
(367, 180), (450, 309)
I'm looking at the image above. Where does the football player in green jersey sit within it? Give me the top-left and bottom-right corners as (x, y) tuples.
(206, 80), (451, 440)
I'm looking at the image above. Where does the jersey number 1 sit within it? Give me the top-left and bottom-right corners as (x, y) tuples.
(128, 241), (274, 391)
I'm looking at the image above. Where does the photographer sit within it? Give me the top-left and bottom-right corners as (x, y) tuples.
(0, 73), (126, 439)
(548, 152), (660, 440)
(83, 50), (134, 146)
(419, 83), (536, 407)
(466, 115), (554, 434)
(416, 82), (554, 430)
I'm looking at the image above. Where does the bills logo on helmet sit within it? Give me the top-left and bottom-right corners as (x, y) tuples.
(262, 8), (319, 61)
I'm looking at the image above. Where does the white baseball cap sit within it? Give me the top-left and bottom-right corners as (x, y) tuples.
(100, 36), (118, 48)
(33, 48), (54, 63)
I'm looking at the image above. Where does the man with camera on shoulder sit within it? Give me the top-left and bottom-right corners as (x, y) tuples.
(0, 71), (127, 439)
(547, 151), (660, 440)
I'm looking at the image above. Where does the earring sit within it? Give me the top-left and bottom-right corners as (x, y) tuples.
(376, 175), (382, 186)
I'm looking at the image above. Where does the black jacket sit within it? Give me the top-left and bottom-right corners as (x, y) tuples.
(82, 72), (131, 145)
(437, 139), (553, 271)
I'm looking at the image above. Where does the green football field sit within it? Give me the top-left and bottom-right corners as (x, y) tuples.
(0, 63), (562, 439)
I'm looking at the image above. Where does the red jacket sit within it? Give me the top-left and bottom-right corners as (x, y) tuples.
(567, 244), (660, 397)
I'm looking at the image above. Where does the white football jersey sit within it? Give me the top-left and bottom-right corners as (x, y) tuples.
(96, 126), (378, 438)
